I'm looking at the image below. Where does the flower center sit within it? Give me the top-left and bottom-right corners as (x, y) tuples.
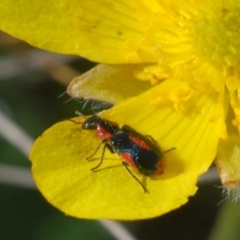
(193, 6), (240, 68)
(136, 1), (240, 92)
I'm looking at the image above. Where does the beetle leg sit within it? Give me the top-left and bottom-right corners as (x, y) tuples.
(122, 162), (149, 193)
(164, 147), (176, 153)
(86, 141), (104, 160)
(86, 139), (108, 160)
(88, 140), (115, 171)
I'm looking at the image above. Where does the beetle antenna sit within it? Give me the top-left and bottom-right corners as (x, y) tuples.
(66, 119), (82, 125)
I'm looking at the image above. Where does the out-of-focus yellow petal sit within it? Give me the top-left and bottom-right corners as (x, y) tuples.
(220, 92), (240, 195)
(67, 64), (151, 104)
(216, 136), (240, 190)
(0, 0), (144, 63)
(31, 82), (221, 220)
(230, 91), (240, 131)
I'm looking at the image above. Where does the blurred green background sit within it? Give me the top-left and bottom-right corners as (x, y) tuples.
(0, 31), (239, 240)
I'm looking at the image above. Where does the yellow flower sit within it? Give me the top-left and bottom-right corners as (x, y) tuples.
(1, 0), (240, 219)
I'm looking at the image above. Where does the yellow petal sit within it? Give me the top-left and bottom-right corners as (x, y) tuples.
(31, 117), (195, 220)
(30, 82), (221, 220)
(0, 0), (144, 63)
(67, 64), (151, 104)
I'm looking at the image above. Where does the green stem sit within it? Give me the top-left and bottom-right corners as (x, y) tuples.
(209, 200), (240, 240)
